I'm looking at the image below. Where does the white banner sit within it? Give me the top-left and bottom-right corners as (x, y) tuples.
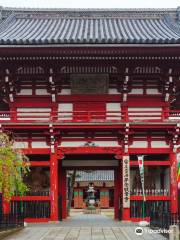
(123, 155), (130, 208)
(137, 155), (146, 201)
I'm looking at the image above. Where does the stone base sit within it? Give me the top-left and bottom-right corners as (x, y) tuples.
(83, 208), (101, 214)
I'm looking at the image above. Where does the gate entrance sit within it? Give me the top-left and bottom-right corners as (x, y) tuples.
(67, 169), (115, 220)
(57, 149), (123, 221)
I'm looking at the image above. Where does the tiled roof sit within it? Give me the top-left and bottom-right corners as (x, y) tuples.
(0, 7), (180, 45)
(75, 170), (114, 182)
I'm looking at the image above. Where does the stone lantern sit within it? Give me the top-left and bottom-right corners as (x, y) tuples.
(86, 183), (96, 210)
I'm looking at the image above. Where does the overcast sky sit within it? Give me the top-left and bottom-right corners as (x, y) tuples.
(0, 0), (179, 9)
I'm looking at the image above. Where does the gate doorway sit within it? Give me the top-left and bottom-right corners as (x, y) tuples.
(68, 169), (115, 219)
(58, 150), (123, 221)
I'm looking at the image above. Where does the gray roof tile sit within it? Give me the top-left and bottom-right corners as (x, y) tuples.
(0, 8), (180, 45)
(76, 170), (114, 182)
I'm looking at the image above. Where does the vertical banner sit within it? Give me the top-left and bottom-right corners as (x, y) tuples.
(178, 164), (180, 189)
(123, 155), (130, 208)
(137, 155), (146, 201)
(177, 155), (180, 190)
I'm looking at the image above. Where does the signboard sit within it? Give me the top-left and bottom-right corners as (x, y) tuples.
(71, 74), (109, 94)
(123, 155), (130, 208)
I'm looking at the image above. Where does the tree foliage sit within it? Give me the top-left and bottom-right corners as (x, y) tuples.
(0, 132), (30, 201)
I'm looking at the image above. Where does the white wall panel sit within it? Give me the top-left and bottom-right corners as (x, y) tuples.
(58, 103), (73, 120)
(17, 108), (51, 120)
(129, 89), (143, 94)
(31, 142), (49, 148)
(130, 141), (148, 148)
(17, 89), (32, 95)
(146, 88), (160, 94)
(151, 141), (169, 148)
(58, 89), (71, 95)
(108, 88), (119, 94)
(13, 141), (28, 148)
(35, 89), (50, 95)
(128, 107), (162, 120)
(106, 103), (121, 120)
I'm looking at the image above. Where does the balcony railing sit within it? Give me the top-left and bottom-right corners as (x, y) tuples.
(0, 110), (180, 123)
(131, 189), (169, 196)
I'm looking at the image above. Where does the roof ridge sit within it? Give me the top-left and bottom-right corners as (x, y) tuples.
(1, 6), (179, 21)
(3, 9), (178, 21)
(0, 6), (178, 12)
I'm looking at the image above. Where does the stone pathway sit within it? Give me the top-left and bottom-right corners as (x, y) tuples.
(5, 213), (167, 240)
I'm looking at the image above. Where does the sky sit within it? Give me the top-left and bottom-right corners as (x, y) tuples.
(0, 0), (179, 9)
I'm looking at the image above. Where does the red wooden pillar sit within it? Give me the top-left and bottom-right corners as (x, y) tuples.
(170, 152), (178, 214)
(114, 163), (122, 220)
(50, 148), (58, 221)
(61, 168), (67, 219)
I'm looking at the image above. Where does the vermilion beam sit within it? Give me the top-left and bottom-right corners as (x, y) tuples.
(30, 161), (50, 166)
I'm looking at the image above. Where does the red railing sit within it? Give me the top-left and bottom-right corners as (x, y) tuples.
(0, 110), (180, 123)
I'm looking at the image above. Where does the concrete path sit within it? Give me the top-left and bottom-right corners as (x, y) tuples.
(4, 213), (167, 240)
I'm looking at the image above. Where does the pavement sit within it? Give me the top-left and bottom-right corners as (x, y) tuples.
(4, 211), (167, 240)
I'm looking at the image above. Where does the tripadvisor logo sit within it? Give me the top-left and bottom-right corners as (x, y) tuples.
(135, 227), (173, 235)
(135, 227), (143, 235)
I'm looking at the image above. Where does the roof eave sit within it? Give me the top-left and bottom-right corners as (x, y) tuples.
(0, 43), (180, 48)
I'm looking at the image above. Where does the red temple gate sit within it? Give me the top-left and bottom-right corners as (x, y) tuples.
(0, 7), (179, 223)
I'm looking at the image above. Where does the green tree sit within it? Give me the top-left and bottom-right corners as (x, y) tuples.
(0, 132), (30, 201)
